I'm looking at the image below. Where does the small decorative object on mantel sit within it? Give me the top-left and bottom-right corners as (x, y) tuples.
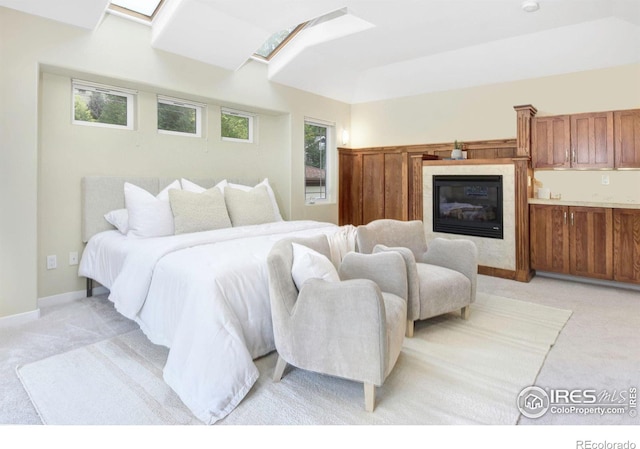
(451, 140), (464, 159)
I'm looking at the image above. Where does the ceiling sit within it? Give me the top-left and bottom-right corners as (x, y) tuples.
(2, 0), (639, 104)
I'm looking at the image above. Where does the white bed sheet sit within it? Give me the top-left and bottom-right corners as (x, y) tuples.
(79, 220), (343, 424)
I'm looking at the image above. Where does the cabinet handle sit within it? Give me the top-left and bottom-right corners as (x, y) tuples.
(572, 148), (576, 164)
(565, 149), (569, 162)
(564, 211), (567, 224)
(570, 212), (574, 226)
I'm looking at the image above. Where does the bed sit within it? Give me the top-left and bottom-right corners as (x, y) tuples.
(78, 176), (353, 424)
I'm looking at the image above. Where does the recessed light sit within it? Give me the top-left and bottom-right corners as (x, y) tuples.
(521, 0), (540, 12)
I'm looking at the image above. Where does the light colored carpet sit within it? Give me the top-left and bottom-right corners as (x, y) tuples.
(16, 292), (571, 425)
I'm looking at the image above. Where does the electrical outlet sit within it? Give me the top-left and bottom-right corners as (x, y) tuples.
(69, 251), (78, 266)
(46, 255), (57, 270)
(601, 174), (610, 185)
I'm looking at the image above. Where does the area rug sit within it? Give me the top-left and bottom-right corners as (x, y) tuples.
(17, 293), (572, 425)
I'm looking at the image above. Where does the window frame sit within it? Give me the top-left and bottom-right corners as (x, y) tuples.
(304, 118), (335, 204)
(253, 22), (307, 61)
(71, 80), (136, 130)
(108, 0), (165, 22)
(221, 108), (255, 143)
(157, 95), (205, 138)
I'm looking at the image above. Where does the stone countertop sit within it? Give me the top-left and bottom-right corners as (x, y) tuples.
(528, 198), (640, 209)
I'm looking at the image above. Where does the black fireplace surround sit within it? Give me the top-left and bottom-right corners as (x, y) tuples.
(433, 175), (503, 239)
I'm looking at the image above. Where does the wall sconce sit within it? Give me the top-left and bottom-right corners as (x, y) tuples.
(341, 129), (350, 146)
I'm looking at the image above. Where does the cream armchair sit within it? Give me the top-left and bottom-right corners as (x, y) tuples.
(266, 234), (407, 412)
(356, 219), (478, 337)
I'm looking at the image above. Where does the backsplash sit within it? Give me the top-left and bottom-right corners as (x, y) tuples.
(533, 170), (640, 204)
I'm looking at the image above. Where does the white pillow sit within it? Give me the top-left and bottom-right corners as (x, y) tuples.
(181, 178), (228, 194)
(226, 178), (283, 221)
(104, 208), (129, 234)
(169, 187), (231, 234)
(291, 243), (340, 291)
(125, 180), (181, 238)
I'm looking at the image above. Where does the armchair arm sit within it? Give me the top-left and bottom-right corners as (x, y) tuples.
(338, 251), (407, 302)
(422, 238), (478, 302)
(290, 278), (388, 385)
(371, 245), (420, 321)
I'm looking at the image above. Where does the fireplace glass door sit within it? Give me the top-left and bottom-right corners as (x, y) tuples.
(433, 175), (503, 239)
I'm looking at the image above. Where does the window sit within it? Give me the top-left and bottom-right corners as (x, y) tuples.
(72, 80), (135, 130)
(305, 119), (333, 203)
(157, 96), (204, 137)
(221, 109), (254, 143)
(254, 23), (306, 60)
(109, 0), (165, 22)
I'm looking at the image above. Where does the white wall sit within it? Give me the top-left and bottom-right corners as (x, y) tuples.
(351, 63), (640, 148)
(0, 7), (350, 316)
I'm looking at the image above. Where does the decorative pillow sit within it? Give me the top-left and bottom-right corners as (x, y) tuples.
(181, 178), (228, 194)
(291, 243), (340, 291)
(226, 178), (283, 221)
(224, 185), (277, 227)
(104, 208), (129, 234)
(169, 187), (232, 234)
(125, 180), (181, 238)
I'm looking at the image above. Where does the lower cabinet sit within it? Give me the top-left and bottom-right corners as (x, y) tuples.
(530, 204), (613, 280)
(613, 208), (640, 284)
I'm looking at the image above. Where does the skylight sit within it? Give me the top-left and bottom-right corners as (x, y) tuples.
(109, 0), (165, 21)
(254, 23), (306, 60)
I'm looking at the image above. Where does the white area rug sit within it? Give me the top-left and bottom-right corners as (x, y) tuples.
(17, 293), (571, 425)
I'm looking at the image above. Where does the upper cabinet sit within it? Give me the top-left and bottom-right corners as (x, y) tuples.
(571, 111), (614, 169)
(614, 109), (640, 168)
(532, 112), (614, 169)
(532, 115), (571, 168)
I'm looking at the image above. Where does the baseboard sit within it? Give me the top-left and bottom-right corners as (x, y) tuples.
(0, 308), (41, 328)
(535, 271), (640, 292)
(38, 286), (110, 308)
(478, 265), (517, 280)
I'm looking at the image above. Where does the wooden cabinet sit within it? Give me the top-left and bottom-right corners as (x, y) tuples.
(614, 109), (640, 168)
(571, 112), (614, 168)
(613, 209), (640, 283)
(530, 204), (613, 280)
(339, 149), (407, 226)
(530, 204), (570, 273)
(569, 206), (613, 279)
(532, 112), (613, 169)
(532, 116), (571, 168)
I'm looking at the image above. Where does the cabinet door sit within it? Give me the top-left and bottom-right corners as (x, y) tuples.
(384, 152), (406, 220)
(530, 204), (569, 273)
(362, 153), (385, 224)
(569, 207), (613, 280)
(613, 209), (640, 283)
(614, 109), (640, 168)
(532, 116), (571, 168)
(571, 112), (614, 169)
(339, 152), (362, 226)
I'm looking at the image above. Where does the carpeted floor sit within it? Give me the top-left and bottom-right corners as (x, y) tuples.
(15, 293), (571, 425)
(1, 274), (639, 426)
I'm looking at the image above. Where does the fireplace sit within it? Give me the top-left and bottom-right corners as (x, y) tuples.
(433, 175), (503, 239)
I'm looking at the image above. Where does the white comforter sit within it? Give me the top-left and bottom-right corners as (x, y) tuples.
(80, 220), (347, 424)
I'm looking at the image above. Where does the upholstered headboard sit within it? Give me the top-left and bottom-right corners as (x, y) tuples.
(81, 176), (263, 242)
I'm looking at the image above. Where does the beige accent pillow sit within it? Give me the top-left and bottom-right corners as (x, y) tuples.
(224, 184), (277, 227)
(169, 187), (231, 234)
